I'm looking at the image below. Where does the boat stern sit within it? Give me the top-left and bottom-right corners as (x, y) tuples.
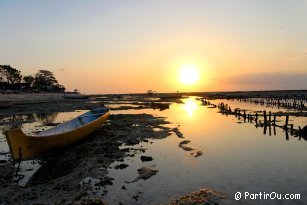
(5, 128), (32, 160)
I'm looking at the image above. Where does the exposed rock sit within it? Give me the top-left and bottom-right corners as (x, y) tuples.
(140, 156), (153, 162)
(172, 127), (184, 138)
(179, 140), (190, 146)
(114, 164), (129, 169)
(180, 146), (194, 151)
(131, 167), (158, 182)
(194, 151), (203, 158)
(178, 140), (195, 151)
(0, 160), (7, 164)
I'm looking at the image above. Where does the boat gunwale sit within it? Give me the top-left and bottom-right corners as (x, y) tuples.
(36, 109), (109, 137)
(28, 109), (110, 138)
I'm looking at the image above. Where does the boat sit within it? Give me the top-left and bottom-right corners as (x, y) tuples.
(0, 101), (13, 109)
(5, 107), (110, 160)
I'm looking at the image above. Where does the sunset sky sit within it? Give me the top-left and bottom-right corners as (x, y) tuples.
(1, 0), (307, 94)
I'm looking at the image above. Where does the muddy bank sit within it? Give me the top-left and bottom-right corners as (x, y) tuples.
(186, 90), (307, 99)
(0, 93), (66, 103)
(0, 92), (182, 118)
(0, 99), (104, 117)
(0, 114), (175, 204)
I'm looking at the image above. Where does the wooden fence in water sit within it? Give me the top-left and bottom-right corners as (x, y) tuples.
(199, 98), (307, 140)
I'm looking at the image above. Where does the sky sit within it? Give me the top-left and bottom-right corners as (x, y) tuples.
(1, 0), (307, 94)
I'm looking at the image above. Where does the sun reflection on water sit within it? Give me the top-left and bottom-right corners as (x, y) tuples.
(182, 98), (199, 117)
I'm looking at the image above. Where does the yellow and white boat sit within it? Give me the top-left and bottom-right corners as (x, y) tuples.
(5, 107), (110, 160)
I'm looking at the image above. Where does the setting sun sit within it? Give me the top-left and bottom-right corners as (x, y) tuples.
(178, 64), (200, 85)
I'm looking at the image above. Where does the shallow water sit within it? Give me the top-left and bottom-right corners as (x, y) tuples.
(106, 97), (307, 205)
(0, 97), (307, 204)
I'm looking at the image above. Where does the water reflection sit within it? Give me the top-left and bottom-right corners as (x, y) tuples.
(0, 113), (58, 126)
(182, 98), (199, 117)
(34, 113), (58, 125)
(261, 124), (307, 141)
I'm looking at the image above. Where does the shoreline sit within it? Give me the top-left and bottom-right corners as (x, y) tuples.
(0, 93), (66, 104)
(1, 89), (307, 101)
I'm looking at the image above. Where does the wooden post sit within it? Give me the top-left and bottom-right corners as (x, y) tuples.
(285, 115), (289, 129)
(263, 111), (267, 125)
(273, 115), (276, 126)
(268, 111), (271, 124)
(264, 125), (267, 135)
(285, 130), (289, 141)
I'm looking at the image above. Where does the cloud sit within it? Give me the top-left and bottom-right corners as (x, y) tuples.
(57, 68), (65, 71)
(290, 50), (307, 58)
(219, 72), (307, 90)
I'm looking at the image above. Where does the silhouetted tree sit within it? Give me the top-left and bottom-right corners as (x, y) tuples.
(33, 70), (65, 92)
(0, 65), (22, 84)
(23, 75), (34, 87)
(147, 89), (155, 95)
(56, 84), (66, 92)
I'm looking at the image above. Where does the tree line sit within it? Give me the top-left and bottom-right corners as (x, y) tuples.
(0, 65), (65, 92)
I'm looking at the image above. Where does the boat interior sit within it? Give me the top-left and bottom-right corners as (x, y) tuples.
(37, 107), (109, 137)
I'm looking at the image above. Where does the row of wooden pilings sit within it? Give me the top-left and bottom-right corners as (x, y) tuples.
(201, 100), (307, 138)
(237, 97), (306, 110)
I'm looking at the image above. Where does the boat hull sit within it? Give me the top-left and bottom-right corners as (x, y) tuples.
(5, 109), (110, 160)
